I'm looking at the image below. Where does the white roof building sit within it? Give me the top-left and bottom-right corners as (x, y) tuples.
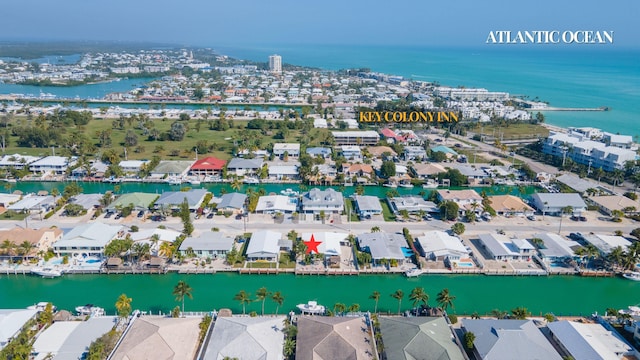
(0, 309), (38, 349)
(548, 321), (633, 360)
(246, 230), (282, 261)
(255, 195), (297, 213)
(32, 317), (118, 360)
(300, 232), (347, 256)
(29, 156), (77, 174)
(0, 154), (41, 169)
(53, 222), (123, 256)
(417, 231), (469, 261)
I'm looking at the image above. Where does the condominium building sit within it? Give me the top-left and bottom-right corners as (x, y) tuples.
(269, 54), (282, 73)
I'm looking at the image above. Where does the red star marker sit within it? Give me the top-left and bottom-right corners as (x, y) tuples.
(304, 234), (322, 254)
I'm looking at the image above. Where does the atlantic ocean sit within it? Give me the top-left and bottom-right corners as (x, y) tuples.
(216, 44), (640, 138)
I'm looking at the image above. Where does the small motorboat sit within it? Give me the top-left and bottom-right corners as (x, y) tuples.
(243, 177), (260, 184)
(27, 302), (56, 312)
(297, 301), (325, 315)
(383, 182), (397, 188)
(188, 179), (201, 185)
(399, 183), (414, 189)
(31, 267), (63, 278)
(422, 181), (438, 189)
(623, 272), (640, 281)
(405, 268), (423, 277)
(75, 304), (105, 317)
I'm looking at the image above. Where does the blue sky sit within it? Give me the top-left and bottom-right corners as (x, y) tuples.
(1, 0), (638, 47)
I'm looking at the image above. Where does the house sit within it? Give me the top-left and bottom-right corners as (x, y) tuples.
(202, 316), (285, 360)
(32, 317), (118, 360)
(306, 147), (332, 159)
(379, 317), (465, 360)
(29, 156), (77, 174)
(530, 193), (587, 215)
(411, 163), (447, 179)
(488, 195), (534, 216)
(431, 146), (458, 158)
(150, 160), (194, 178)
(215, 192), (247, 213)
(0, 154), (40, 169)
(0, 309), (39, 350)
(255, 195), (297, 214)
(110, 317), (201, 360)
(246, 230), (283, 261)
(53, 222), (123, 257)
(332, 131), (380, 146)
(357, 232), (408, 264)
(296, 316), (375, 360)
(416, 231), (469, 262)
(555, 173), (598, 194)
(403, 146), (427, 160)
(579, 233), (631, 255)
(300, 188), (344, 214)
(273, 143), (300, 158)
(0, 227), (63, 257)
(179, 232), (235, 259)
(367, 145), (396, 159)
(340, 145), (362, 161)
(119, 160), (149, 175)
(71, 160), (109, 178)
(547, 320), (634, 360)
(226, 158), (264, 177)
(462, 319), (562, 360)
(106, 192), (159, 213)
(155, 189), (208, 211)
(477, 233), (535, 261)
(128, 228), (181, 254)
(6, 195), (55, 213)
(68, 193), (103, 210)
(342, 163), (374, 179)
(353, 195), (383, 217)
(188, 157), (226, 177)
(436, 189), (483, 214)
(300, 232), (347, 264)
(267, 162), (300, 180)
(532, 233), (578, 262)
(450, 165), (489, 183)
(387, 195), (438, 214)
(588, 195), (639, 215)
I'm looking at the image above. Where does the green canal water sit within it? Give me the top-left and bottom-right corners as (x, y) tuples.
(0, 273), (635, 316)
(7, 182), (538, 199)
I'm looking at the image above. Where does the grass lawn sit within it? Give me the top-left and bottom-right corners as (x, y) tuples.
(0, 210), (29, 221)
(471, 123), (549, 140)
(278, 253), (296, 269)
(247, 261), (278, 269)
(380, 200), (396, 222)
(344, 198), (359, 222)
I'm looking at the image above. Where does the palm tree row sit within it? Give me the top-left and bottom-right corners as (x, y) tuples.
(234, 287), (286, 316)
(607, 242), (640, 271)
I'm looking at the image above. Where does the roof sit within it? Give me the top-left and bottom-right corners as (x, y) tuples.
(306, 147), (332, 156)
(129, 228), (182, 243)
(368, 146), (397, 157)
(273, 143), (300, 152)
(296, 316), (375, 360)
(190, 156), (226, 171)
(531, 193), (587, 210)
(556, 174), (598, 193)
(417, 231), (468, 258)
(379, 317), (465, 360)
(331, 130), (380, 138)
(581, 234), (632, 254)
(388, 196), (438, 213)
(589, 195), (639, 212)
(412, 163), (447, 176)
(107, 192), (159, 211)
(450, 165), (488, 178)
(202, 316), (285, 360)
(110, 316), (201, 360)
(29, 156), (74, 167)
(343, 163), (373, 174)
(155, 189), (208, 209)
(33, 317), (117, 360)
(431, 145), (458, 155)
(268, 164), (299, 175)
(534, 233), (578, 259)
(227, 158), (264, 169)
(218, 192), (247, 209)
(437, 189), (482, 202)
(119, 160), (149, 168)
(255, 195), (297, 213)
(180, 232), (235, 252)
(354, 195), (383, 212)
(69, 193), (102, 210)
(150, 160), (194, 175)
(54, 222), (122, 249)
(7, 195), (54, 210)
(357, 232), (407, 260)
(462, 319), (562, 360)
(302, 188), (344, 208)
(489, 195), (534, 213)
(0, 227), (62, 246)
(0, 309), (38, 348)
(477, 233), (522, 258)
(300, 232), (347, 256)
(547, 321), (632, 360)
(247, 230), (282, 257)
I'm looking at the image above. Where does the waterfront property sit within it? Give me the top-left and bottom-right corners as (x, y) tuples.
(379, 316), (465, 360)
(436, 189), (483, 215)
(332, 131), (380, 146)
(106, 192), (159, 213)
(0, 226), (62, 257)
(52, 222), (123, 257)
(150, 160), (194, 178)
(387, 195), (438, 215)
(188, 156), (226, 177)
(411, 163), (447, 179)
(488, 195), (534, 216)
(306, 147), (332, 158)
(588, 195), (640, 216)
(246, 230), (286, 262)
(300, 188), (344, 214)
(179, 231), (235, 259)
(296, 316), (374, 360)
(0, 154), (40, 170)
(579, 233), (631, 256)
(547, 320), (634, 360)
(340, 145), (363, 161)
(255, 195), (296, 214)
(6, 194), (55, 213)
(110, 316), (201, 360)
(403, 145), (427, 161)
(462, 319), (562, 360)
(154, 189), (208, 211)
(215, 192), (247, 213)
(357, 232), (409, 265)
(530, 193), (587, 215)
(300, 232), (347, 264)
(226, 158), (264, 177)
(119, 160), (150, 175)
(416, 231), (469, 263)
(532, 233), (578, 263)
(353, 195), (383, 218)
(128, 228), (181, 253)
(0, 309), (38, 350)
(267, 161), (300, 181)
(28, 156), (77, 175)
(202, 316), (285, 360)
(477, 233), (534, 261)
(273, 143), (300, 158)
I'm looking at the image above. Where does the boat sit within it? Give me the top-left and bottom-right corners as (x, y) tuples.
(188, 179), (201, 185)
(30, 267), (63, 278)
(405, 268), (423, 277)
(623, 272), (640, 281)
(166, 177), (183, 185)
(383, 183), (397, 188)
(2, 178), (17, 183)
(422, 181), (438, 189)
(75, 304), (105, 317)
(297, 301), (325, 315)
(280, 188), (299, 196)
(243, 177), (260, 184)
(399, 183), (414, 189)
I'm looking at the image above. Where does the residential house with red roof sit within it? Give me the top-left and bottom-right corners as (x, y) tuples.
(189, 157), (226, 177)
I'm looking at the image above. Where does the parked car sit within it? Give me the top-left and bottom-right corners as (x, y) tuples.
(527, 215), (536, 221)
(104, 212), (113, 219)
(207, 212), (214, 219)
(137, 210), (145, 218)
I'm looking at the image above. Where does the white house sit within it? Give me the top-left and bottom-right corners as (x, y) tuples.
(255, 195), (297, 214)
(179, 232), (235, 259)
(273, 143), (300, 158)
(53, 222), (123, 257)
(119, 160), (150, 174)
(530, 193), (587, 215)
(29, 156), (77, 174)
(300, 188), (344, 214)
(477, 233), (535, 261)
(416, 231), (469, 263)
(246, 230), (283, 261)
(354, 195), (383, 217)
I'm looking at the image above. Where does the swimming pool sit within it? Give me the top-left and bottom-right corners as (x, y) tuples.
(47, 258), (63, 265)
(454, 262), (474, 268)
(85, 259), (101, 264)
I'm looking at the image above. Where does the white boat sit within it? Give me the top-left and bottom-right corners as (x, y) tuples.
(297, 301), (325, 315)
(188, 180), (201, 185)
(31, 267), (63, 278)
(166, 177), (183, 185)
(422, 181), (438, 189)
(623, 272), (640, 281)
(399, 183), (414, 189)
(405, 268), (423, 277)
(383, 183), (397, 188)
(27, 302), (56, 312)
(243, 177), (260, 184)
(280, 188), (299, 196)
(2, 178), (17, 183)
(75, 304), (105, 317)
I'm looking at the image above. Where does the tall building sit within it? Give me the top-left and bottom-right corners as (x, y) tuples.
(269, 54), (282, 73)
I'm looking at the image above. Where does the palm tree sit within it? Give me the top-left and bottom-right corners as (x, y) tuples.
(348, 303), (360, 313)
(18, 241), (32, 262)
(234, 290), (252, 315)
(271, 291), (284, 315)
(159, 242), (175, 259)
(334, 302), (347, 316)
(558, 205), (573, 234)
(150, 234), (160, 255)
(173, 280), (193, 315)
(283, 338), (296, 358)
(436, 288), (456, 312)
(490, 309), (508, 319)
(409, 287), (429, 310)
(0, 240), (14, 257)
(231, 177), (242, 192)
(115, 293), (132, 319)
(256, 287), (270, 316)
(369, 291), (381, 313)
(370, 226), (381, 232)
(511, 307), (528, 320)
(391, 289), (404, 315)
(607, 246), (625, 270)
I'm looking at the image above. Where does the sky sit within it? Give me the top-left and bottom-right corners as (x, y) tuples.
(1, 0), (638, 48)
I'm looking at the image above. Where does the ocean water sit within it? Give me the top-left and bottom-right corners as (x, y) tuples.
(217, 44), (640, 137)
